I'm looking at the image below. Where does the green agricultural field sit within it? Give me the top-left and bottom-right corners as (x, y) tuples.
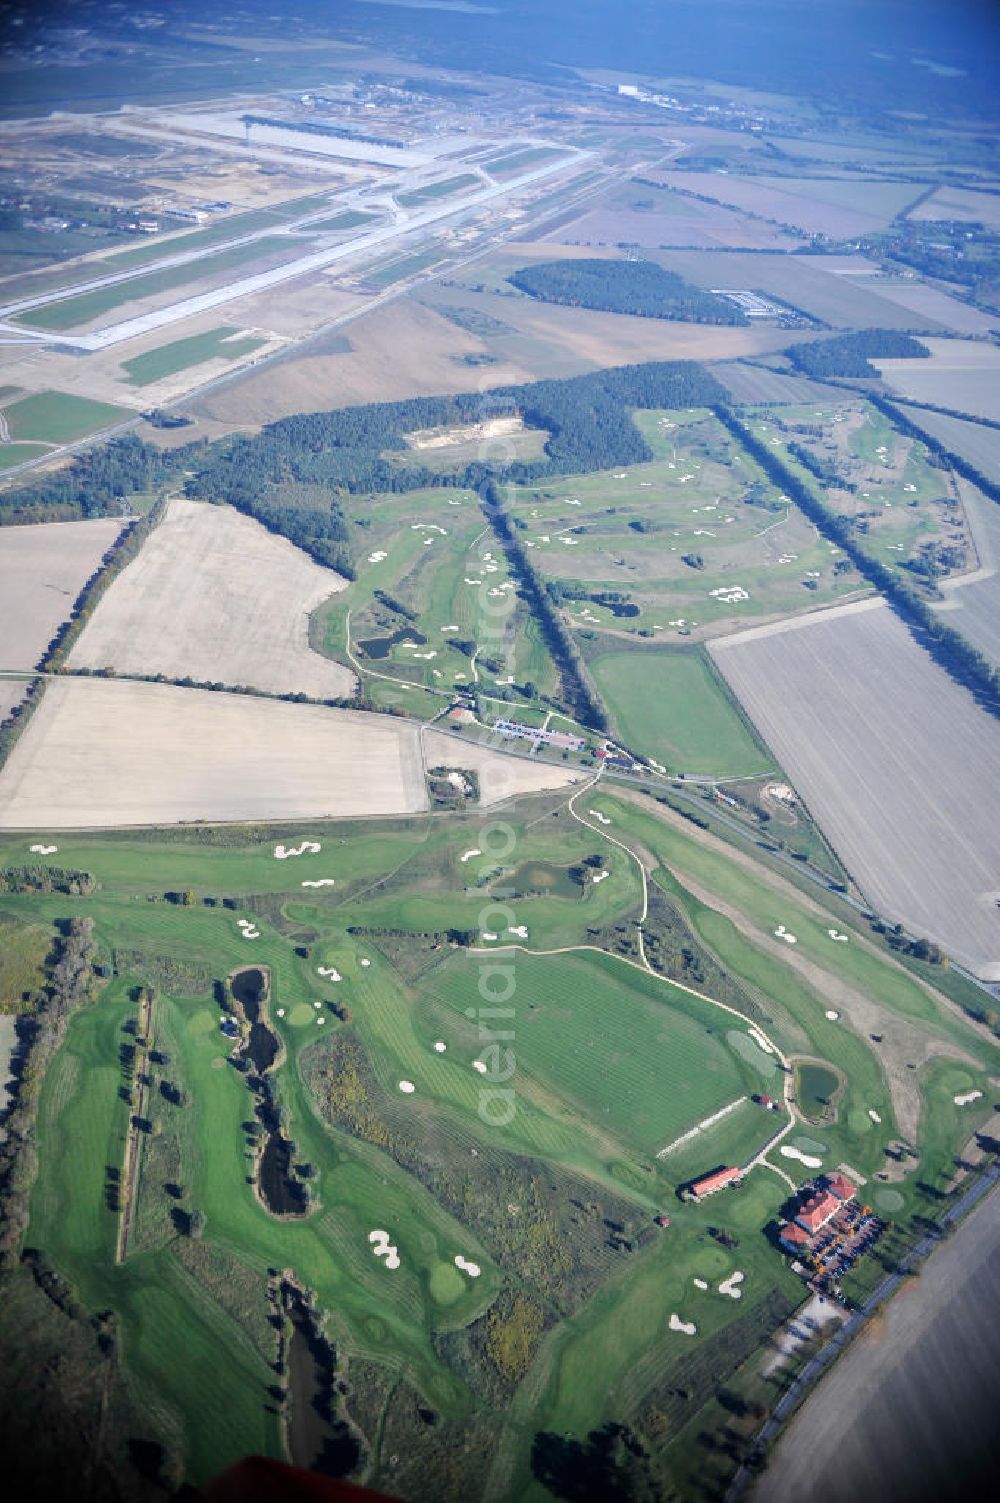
(121, 325), (267, 386)
(589, 644), (774, 777)
(398, 174), (480, 207)
(4, 389), (130, 444)
(0, 442), (50, 469)
(4, 768), (998, 1499)
(16, 236), (304, 331)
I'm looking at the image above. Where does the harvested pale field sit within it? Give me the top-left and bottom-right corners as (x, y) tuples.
(854, 282), (995, 337)
(873, 339), (1000, 422)
(655, 172), (919, 238)
(934, 480), (1000, 668)
(0, 679), (580, 828)
(67, 498), (356, 698)
(710, 600), (1000, 980)
(909, 183), (1000, 228)
(0, 679), (30, 721)
(545, 202), (797, 251)
(897, 405), (1000, 484)
(657, 251), (953, 331)
(421, 727), (583, 806)
(712, 363), (843, 406)
(0, 517), (123, 670)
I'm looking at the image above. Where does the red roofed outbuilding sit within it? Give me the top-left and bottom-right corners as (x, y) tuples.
(687, 1165), (742, 1201)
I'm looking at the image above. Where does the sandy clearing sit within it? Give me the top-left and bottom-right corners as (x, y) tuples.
(67, 498), (356, 698)
(0, 678), (430, 828)
(0, 517), (124, 670)
(711, 601), (1000, 979)
(420, 727), (580, 806)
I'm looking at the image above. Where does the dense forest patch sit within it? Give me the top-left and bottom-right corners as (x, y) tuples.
(508, 258), (748, 325)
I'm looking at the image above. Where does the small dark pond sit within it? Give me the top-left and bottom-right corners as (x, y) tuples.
(231, 967), (279, 1074)
(501, 861), (584, 900)
(229, 967), (303, 1217)
(358, 626), (427, 659)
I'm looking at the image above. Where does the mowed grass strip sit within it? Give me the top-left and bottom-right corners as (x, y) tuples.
(16, 236), (301, 331)
(590, 646), (774, 777)
(430, 948), (756, 1155)
(98, 194), (334, 271)
(398, 174), (480, 207)
(121, 326), (267, 386)
(4, 390), (130, 444)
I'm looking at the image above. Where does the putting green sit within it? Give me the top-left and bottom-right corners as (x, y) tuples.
(429, 1262), (466, 1306)
(288, 1003), (316, 1027)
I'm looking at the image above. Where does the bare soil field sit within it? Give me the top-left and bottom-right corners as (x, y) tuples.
(0, 518), (123, 670)
(656, 251), (954, 331)
(189, 299), (534, 426)
(66, 498), (356, 698)
(190, 288), (801, 427)
(710, 600), (1000, 980)
(754, 1186), (1000, 1503)
(0, 679), (580, 828)
(656, 172), (920, 238)
(873, 339), (1000, 422)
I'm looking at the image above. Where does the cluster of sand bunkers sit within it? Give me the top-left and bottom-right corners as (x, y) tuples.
(237, 917), (261, 941)
(670, 1271), (746, 1336)
(368, 1229), (481, 1280)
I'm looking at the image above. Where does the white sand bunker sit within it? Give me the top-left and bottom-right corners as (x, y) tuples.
(360, 958), (371, 967)
(827, 929), (849, 943)
(317, 1017), (325, 1026)
(669, 1314), (697, 1335)
(276, 1008), (285, 1018)
(774, 924), (797, 945)
(237, 918), (260, 940)
(275, 840), (321, 860)
(398, 1080), (416, 1094)
(473, 1060), (487, 1075)
(368, 551), (387, 563)
(29, 843), (58, 855)
(718, 1272), (745, 1299)
(433, 1041), (447, 1053)
(369, 1229), (401, 1270)
(693, 1278), (708, 1290)
(825, 1010), (840, 1021)
(301, 878), (336, 888)
(313, 1001), (322, 1009)
(460, 849), (482, 863)
(781, 1145), (823, 1169)
(454, 1255), (481, 1277)
(592, 870), (609, 884)
(869, 1108), (882, 1123)
(481, 931), (498, 941)
(317, 966), (342, 981)
(508, 924), (528, 939)
(955, 1090), (983, 1107)
(589, 809), (611, 825)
